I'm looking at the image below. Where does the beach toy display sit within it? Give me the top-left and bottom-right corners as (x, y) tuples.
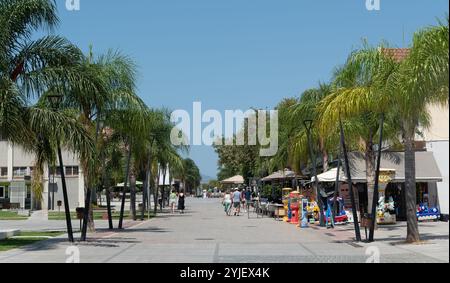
(289, 191), (301, 225)
(417, 204), (440, 222)
(282, 188), (292, 222)
(324, 197), (348, 225)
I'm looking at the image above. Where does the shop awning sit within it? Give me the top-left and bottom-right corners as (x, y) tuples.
(347, 151), (443, 183)
(261, 169), (299, 182)
(312, 168), (346, 183)
(220, 175), (245, 185)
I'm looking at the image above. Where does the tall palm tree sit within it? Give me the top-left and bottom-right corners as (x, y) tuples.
(104, 107), (149, 227)
(289, 84), (334, 173)
(318, 44), (399, 215)
(387, 20), (449, 242)
(1, 0), (96, 240)
(0, 0), (86, 143)
(62, 47), (144, 238)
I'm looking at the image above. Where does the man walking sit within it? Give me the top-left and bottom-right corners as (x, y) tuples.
(232, 188), (242, 216)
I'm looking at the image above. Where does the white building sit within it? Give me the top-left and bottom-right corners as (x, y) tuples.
(0, 140), (85, 211)
(422, 104), (449, 218)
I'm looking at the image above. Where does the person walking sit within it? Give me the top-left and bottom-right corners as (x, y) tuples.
(222, 190), (232, 216)
(178, 191), (186, 214)
(232, 188), (242, 216)
(169, 190), (178, 214)
(244, 188), (252, 213)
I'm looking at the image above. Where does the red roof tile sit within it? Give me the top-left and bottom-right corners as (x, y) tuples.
(382, 48), (411, 62)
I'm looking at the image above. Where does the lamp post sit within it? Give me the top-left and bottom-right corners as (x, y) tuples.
(47, 94), (74, 243)
(303, 120), (325, 227)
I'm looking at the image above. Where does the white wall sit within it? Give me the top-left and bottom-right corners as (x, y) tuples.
(427, 141), (449, 215)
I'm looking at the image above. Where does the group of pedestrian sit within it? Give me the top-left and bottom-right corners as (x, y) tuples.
(222, 188), (253, 216)
(169, 190), (186, 214)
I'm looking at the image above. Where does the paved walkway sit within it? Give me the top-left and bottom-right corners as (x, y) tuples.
(0, 198), (448, 263)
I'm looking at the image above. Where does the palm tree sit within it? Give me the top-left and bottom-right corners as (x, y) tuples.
(289, 84), (334, 173)
(180, 158), (201, 195)
(318, 44), (399, 216)
(0, 0), (97, 241)
(0, 0), (86, 143)
(387, 20), (449, 242)
(104, 107), (149, 227)
(61, 47), (144, 238)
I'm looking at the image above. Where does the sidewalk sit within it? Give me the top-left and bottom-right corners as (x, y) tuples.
(0, 199), (448, 263)
(306, 221), (449, 262)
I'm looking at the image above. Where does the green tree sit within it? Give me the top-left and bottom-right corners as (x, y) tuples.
(318, 44), (399, 214)
(387, 20), (449, 242)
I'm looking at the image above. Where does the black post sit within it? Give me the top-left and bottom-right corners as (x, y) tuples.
(304, 120), (325, 227)
(332, 154), (342, 225)
(339, 118), (362, 242)
(57, 142), (74, 243)
(118, 143), (132, 229)
(369, 114), (385, 242)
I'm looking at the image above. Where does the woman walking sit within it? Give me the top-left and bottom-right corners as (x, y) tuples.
(178, 191), (186, 214)
(169, 190), (178, 214)
(222, 190), (232, 216)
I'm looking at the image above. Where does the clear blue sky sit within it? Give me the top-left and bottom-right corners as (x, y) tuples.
(56, 0), (448, 179)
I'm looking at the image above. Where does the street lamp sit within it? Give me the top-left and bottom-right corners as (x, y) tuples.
(303, 120), (325, 227)
(47, 94), (74, 243)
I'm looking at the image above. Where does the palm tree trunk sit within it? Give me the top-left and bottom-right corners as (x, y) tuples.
(404, 130), (420, 243)
(162, 167), (167, 209)
(141, 161), (150, 220)
(118, 144), (132, 229)
(319, 137), (329, 172)
(153, 172), (159, 215)
(365, 145), (376, 214)
(130, 171), (137, 221)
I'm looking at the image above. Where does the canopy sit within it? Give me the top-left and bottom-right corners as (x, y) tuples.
(311, 152), (443, 183)
(261, 169), (298, 182)
(116, 181), (144, 187)
(348, 151), (442, 183)
(220, 175), (245, 184)
(312, 168), (346, 183)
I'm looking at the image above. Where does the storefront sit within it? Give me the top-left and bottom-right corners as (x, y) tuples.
(313, 151), (443, 222)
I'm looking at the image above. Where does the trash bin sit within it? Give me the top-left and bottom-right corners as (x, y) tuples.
(76, 207), (85, 220)
(76, 207), (85, 231)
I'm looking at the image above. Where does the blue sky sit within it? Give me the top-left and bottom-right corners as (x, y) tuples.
(56, 0), (448, 179)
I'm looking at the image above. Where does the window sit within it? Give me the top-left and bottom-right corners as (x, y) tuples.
(0, 167), (7, 177)
(13, 167), (27, 177)
(65, 166), (79, 176)
(0, 186), (5, 198)
(49, 167), (63, 176)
